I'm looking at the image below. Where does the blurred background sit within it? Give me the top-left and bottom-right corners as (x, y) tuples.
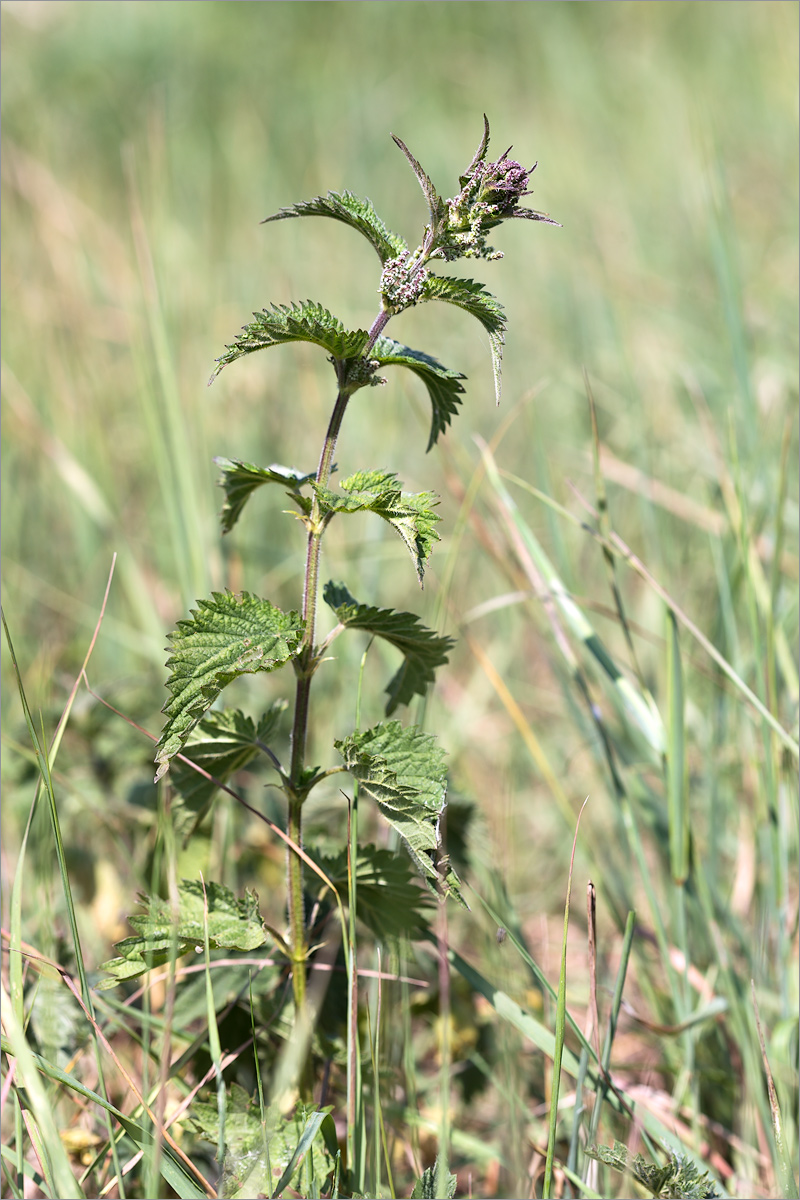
(2, 3), (797, 1195)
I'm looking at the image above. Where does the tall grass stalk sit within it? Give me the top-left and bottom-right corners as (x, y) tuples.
(542, 798), (588, 1199)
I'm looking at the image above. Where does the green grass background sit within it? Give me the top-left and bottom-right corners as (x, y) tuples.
(2, 3), (798, 1197)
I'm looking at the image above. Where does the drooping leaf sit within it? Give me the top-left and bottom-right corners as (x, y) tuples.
(370, 336), (467, 450)
(190, 1082), (260, 1163)
(97, 881), (268, 989)
(315, 844), (434, 940)
(323, 581), (454, 714)
(170, 703), (287, 839)
(155, 592), (303, 781)
(335, 721), (461, 899)
(214, 458), (316, 533)
(27, 974), (84, 1072)
(262, 190), (407, 264)
(270, 1110), (333, 1198)
(190, 1091), (337, 1200)
(209, 301), (369, 380)
(411, 1156), (458, 1199)
(391, 133), (447, 234)
(314, 470), (441, 584)
(421, 274), (506, 404)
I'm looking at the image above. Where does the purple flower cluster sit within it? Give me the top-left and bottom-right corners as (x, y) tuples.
(382, 120), (559, 296)
(469, 152), (536, 213)
(439, 148), (545, 261)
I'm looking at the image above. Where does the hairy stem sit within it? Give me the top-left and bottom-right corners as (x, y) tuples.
(285, 383), (355, 1077)
(365, 309), (391, 354)
(286, 315), (394, 1092)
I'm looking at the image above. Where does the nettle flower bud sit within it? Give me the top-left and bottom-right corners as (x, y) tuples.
(341, 354), (386, 395)
(474, 154), (534, 212)
(379, 251), (430, 314)
(440, 131), (558, 261)
(390, 118), (559, 267)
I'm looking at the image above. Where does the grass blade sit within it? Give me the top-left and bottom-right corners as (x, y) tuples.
(751, 981), (799, 1200)
(567, 483), (799, 761)
(272, 1110), (329, 1197)
(201, 873), (228, 1177)
(0, 1031), (210, 1199)
(479, 438), (666, 758)
(0, 986), (83, 1199)
(666, 610), (689, 884)
(543, 797), (589, 1199)
(585, 911), (636, 1153)
(2, 603), (128, 1195)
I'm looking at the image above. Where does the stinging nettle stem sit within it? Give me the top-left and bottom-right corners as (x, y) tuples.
(285, 302), (394, 1058)
(284, 352), (382, 1041)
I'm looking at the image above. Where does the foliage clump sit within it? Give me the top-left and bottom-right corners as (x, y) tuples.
(586, 1141), (722, 1199)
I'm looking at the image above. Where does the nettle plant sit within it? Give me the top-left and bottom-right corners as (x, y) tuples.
(102, 114), (557, 1157)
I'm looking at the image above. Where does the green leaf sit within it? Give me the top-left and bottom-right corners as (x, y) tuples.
(190, 1091), (337, 1200)
(411, 1156), (458, 1199)
(315, 844), (434, 940)
(335, 721), (461, 899)
(370, 336), (467, 450)
(391, 133), (447, 234)
(190, 1082), (260, 1165)
(170, 703), (287, 838)
(97, 881), (268, 989)
(271, 1109), (331, 1197)
(214, 458), (316, 533)
(323, 581), (454, 714)
(314, 470), (441, 584)
(155, 592), (303, 781)
(209, 301), (369, 380)
(421, 275), (506, 404)
(262, 190), (407, 264)
(27, 974), (84, 1072)
(585, 1142), (722, 1199)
